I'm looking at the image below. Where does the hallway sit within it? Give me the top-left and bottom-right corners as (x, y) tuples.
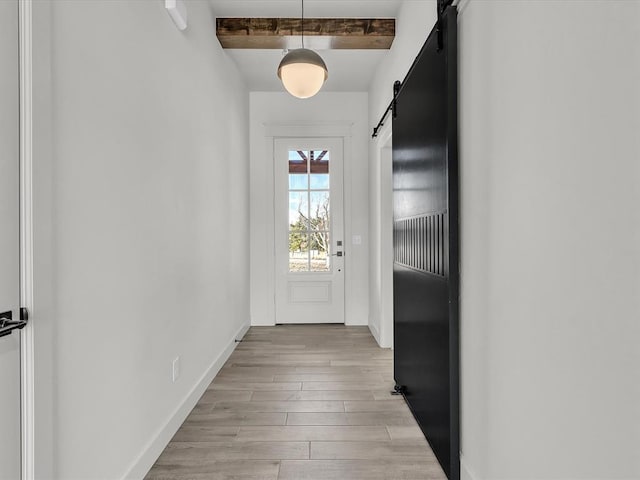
(145, 325), (446, 479)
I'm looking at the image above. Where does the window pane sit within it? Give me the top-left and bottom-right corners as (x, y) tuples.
(310, 231), (330, 272)
(289, 233), (309, 272)
(289, 150), (308, 172)
(289, 173), (308, 190)
(286, 149), (332, 274)
(310, 174), (329, 189)
(309, 150), (329, 174)
(289, 191), (309, 229)
(289, 150), (308, 161)
(309, 191), (330, 231)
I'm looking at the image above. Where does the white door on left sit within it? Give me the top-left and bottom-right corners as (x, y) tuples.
(0, 1), (22, 479)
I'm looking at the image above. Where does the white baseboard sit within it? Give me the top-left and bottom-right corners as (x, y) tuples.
(235, 321), (250, 341)
(250, 318), (276, 326)
(368, 322), (381, 346)
(460, 454), (481, 480)
(122, 320), (250, 480)
(345, 319), (368, 326)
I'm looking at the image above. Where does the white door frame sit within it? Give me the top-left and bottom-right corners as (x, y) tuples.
(370, 122), (394, 349)
(378, 126), (394, 349)
(19, 1), (35, 478)
(258, 124), (354, 326)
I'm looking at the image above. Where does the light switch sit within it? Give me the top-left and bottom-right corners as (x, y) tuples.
(352, 235), (362, 245)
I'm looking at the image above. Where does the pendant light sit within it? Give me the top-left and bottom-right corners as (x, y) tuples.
(277, 0), (328, 99)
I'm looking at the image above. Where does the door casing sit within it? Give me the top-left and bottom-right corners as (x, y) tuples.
(252, 124), (355, 326)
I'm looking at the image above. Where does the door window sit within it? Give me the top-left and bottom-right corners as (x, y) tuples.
(288, 150), (331, 272)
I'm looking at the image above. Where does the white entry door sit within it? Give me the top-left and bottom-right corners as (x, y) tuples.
(0, 1), (22, 478)
(274, 138), (345, 324)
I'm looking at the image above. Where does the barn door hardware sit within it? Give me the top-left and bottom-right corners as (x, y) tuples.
(436, 0), (455, 51)
(0, 308), (29, 339)
(371, 80), (402, 138)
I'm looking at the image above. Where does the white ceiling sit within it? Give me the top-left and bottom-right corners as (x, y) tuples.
(208, 1), (403, 19)
(208, 0), (405, 92)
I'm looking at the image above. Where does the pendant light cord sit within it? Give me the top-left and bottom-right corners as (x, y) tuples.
(301, 0), (304, 49)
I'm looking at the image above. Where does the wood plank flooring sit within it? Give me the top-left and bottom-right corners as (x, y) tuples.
(145, 325), (446, 480)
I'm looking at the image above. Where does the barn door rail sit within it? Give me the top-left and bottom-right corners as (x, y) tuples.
(371, 0), (455, 138)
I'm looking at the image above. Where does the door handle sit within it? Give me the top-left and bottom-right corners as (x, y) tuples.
(331, 251), (343, 257)
(0, 310), (27, 339)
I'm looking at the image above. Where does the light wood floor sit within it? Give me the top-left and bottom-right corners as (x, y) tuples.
(145, 325), (446, 480)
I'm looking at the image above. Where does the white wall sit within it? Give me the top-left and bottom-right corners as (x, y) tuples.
(32, 2), (57, 477)
(367, 1), (437, 347)
(249, 92), (369, 326)
(459, 1), (640, 479)
(32, 1), (250, 478)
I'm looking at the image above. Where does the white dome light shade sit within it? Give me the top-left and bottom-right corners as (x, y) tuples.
(277, 48), (328, 99)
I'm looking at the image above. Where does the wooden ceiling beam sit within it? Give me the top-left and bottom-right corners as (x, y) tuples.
(216, 18), (395, 50)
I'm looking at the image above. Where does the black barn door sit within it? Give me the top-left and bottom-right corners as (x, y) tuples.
(392, 8), (459, 480)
